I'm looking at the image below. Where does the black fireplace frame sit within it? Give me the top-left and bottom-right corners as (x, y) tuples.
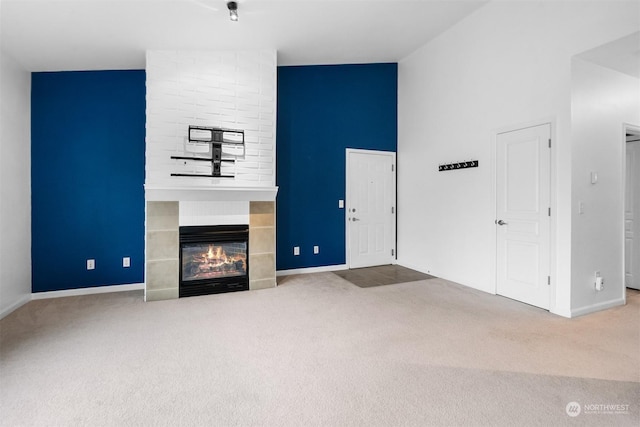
(178, 225), (249, 298)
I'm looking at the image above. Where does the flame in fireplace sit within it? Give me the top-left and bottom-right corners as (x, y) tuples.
(207, 245), (215, 259)
(182, 243), (247, 281)
(206, 245), (227, 263)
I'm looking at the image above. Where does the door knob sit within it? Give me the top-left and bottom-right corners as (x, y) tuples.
(352, 217), (360, 222)
(496, 219), (508, 226)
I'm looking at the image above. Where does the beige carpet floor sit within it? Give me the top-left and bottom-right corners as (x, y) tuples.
(1, 273), (638, 426)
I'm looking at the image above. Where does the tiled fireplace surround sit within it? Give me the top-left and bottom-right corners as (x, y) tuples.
(145, 200), (276, 301)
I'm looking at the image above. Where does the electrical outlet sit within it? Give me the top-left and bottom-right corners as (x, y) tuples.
(314, 246), (319, 254)
(87, 259), (95, 270)
(595, 271), (604, 291)
(123, 257), (131, 268)
(293, 246), (300, 256)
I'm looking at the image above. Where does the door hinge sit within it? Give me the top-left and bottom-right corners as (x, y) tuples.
(391, 249), (395, 256)
(391, 206), (395, 214)
(548, 207), (551, 216)
(548, 138), (551, 148)
(391, 164), (395, 172)
(547, 276), (551, 286)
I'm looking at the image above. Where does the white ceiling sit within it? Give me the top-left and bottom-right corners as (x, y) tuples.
(0, 0), (488, 72)
(577, 31), (640, 79)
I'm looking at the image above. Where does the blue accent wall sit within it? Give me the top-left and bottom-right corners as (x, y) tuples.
(31, 70), (146, 292)
(276, 63), (397, 271)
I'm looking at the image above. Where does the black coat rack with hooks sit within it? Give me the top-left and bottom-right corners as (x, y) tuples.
(438, 160), (478, 172)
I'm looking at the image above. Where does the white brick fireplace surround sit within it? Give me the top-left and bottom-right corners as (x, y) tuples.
(144, 50), (278, 302)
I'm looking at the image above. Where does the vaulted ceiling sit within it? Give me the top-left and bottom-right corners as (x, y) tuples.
(1, 0), (488, 71)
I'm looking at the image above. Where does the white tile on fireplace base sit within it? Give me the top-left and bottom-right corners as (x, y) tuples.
(146, 288), (179, 302)
(147, 230), (179, 260)
(248, 201), (276, 291)
(249, 226), (275, 254)
(146, 260), (179, 291)
(145, 201), (180, 302)
(250, 252), (275, 281)
(250, 278), (277, 290)
(146, 201), (179, 230)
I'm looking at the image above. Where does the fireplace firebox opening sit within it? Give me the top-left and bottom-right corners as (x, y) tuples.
(179, 225), (249, 297)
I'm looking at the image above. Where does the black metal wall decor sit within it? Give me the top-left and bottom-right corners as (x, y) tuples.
(438, 160), (478, 172)
(171, 125), (245, 178)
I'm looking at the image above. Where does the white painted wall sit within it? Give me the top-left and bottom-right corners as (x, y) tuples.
(397, 1), (639, 316)
(570, 58), (640, 316)
(0, 50), (32, 318)
(145, 50), (277, 189)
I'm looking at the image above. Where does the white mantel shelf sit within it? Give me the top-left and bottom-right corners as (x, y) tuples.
(145, 185), (278, 202)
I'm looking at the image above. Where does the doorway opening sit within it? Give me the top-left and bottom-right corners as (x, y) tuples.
(624, 124), (640, 291)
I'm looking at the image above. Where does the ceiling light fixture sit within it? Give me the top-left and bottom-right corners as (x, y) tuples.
(227, 1), (238, 22)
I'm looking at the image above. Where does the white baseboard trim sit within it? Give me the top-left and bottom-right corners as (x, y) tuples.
(32, 283), (145, 300)
(570, 297), (625, 318)
(550, 307), (572, 318)
(0, 294), (32, 320)
(277, 264), (348, 277)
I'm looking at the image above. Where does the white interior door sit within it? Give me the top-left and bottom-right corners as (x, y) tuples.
(496, 124), (551, 309)
(347, 149), (396, 269)
(625, 139), (640, 290)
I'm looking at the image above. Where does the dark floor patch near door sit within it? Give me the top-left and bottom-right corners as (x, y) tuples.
(333, 265), (436, 288)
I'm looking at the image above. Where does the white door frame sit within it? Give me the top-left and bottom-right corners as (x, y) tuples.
(622, 123), (640, 297)
(491, 119), (556, 311)
(345, 148), (397, 269)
